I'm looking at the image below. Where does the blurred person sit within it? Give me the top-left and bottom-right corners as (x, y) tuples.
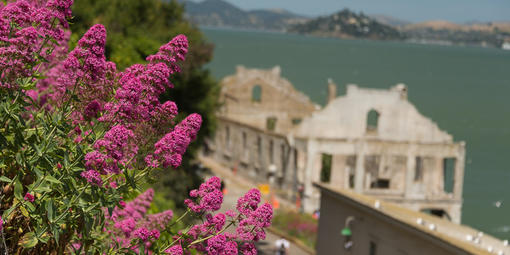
(275, 238), (290, 255)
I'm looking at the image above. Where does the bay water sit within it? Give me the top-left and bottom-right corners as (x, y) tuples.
(202, 27), (510, 239)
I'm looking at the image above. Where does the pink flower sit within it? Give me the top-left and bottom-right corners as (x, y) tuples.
(184, 176), (223, 213)
(152, 113), (202, 168)
(133, 227), (151, 241)
(165, 244), (183, 255)
(80, 170), (103, 187)
(236, 189), (261, 216)
(24, 192), (35, 202)
(240, 243), (257, 255)
(206, 234), (227, 254)
(144, 154), (159, 168)
(109, 181), (118, 189)
(114, 218), (136, 237)
(204, 213), (226, 232)
(224, 241), (238, 255)
(150, 229), (160, 240)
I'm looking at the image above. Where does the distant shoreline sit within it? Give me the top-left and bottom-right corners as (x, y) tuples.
(200, 26), (506, 51)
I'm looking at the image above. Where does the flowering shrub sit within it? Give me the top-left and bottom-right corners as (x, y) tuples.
(0, 0), (272, 254)
(271, 210), (317, 249)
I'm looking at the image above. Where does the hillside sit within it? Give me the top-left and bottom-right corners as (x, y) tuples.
(288, 9), (404, 40)
(402, 20), (510, 47)
(182, 0), (308, 31)
(371, 14), (411, 27)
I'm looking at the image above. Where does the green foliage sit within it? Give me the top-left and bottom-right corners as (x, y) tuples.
(320, 154), (332, 183)
(0, 85), (127, 253)
(71, 0), (220, 211)
(272, 210), (318, 249)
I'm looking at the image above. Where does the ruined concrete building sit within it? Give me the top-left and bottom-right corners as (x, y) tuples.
(203, 66), (466, 223)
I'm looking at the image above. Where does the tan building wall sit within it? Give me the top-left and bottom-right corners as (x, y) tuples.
(203, 116), (299, 200)
(219, 65), (318, 133)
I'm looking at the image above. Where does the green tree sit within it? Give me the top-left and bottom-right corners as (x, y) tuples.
(71, 0), (219, 213)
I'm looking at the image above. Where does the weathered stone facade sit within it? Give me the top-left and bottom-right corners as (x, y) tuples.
(204, 66), (466, 224)
(218, 65), (318, 133)
(295, 84), (465, 223)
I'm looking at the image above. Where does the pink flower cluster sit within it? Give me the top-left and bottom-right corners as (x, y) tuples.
(169, 177), (273, 255)
(80, 169), (102, 187)
(100, 35), (188, 129)
(149, 113), (202, 168)
(24, 192), (35, 202)
(53, 24), (116, 124)
(82, 124), (138, 186)
(0, 0), (72, 89)
(234, 189), (273, 245)
(104, 189), (174, 251)
(184, 176), (223, 213)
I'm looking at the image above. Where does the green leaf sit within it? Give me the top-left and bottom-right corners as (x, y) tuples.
(14, 179), (23, 200)
(51, 225), (60, 244)
(19, 205), (29, 217)
(20, 232), (38, 248)
(19, 81), (36, 91)
(33, 185), (51, 193)
(2, 202), (18, 220)
(45, 175), (61, 184)
(139, 244), (145, 255)
(25, 201), (36, 212)
(37, 233), (50, 244)
(0, 175), (12, 183)
(46, 200), (54, 222)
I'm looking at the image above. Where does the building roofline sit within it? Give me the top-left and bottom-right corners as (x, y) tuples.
(314, 182), (505, 255)
(293, 136), (465, 147)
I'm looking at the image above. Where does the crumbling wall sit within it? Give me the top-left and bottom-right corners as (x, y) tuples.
(219, 66), (317, 133)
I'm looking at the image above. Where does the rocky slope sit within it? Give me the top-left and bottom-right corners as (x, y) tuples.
(287, 9), (404, 40)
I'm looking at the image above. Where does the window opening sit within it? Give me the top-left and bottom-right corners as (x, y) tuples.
(252, 85), (262, 102)
(366, 109), (380, 132)
(320, 154), (332, 183)
(443, 158), (456, 193)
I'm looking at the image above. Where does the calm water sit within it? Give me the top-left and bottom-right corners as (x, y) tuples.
(202, 27), (510, 239)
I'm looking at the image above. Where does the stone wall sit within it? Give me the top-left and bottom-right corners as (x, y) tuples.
(219, 66), (318, 133)
(204, 116), (300, 201)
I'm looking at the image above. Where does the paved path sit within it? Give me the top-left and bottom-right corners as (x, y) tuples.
(199, 156), (312, 255)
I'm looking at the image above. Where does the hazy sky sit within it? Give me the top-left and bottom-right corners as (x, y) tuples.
(211, 0), (510, 23)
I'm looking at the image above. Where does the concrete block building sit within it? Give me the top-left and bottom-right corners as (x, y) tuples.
(315, 183), (507, 255)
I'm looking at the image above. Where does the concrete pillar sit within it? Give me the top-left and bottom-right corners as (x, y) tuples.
(450, 202), (462, 224)
(454, 142), (466, 201)
(405, 143), (417, 198)
(330, 155), (347, 188)
(354, 140), (366, 193)
(327, 78), (337, 104)
(303, 139), (317, 212)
